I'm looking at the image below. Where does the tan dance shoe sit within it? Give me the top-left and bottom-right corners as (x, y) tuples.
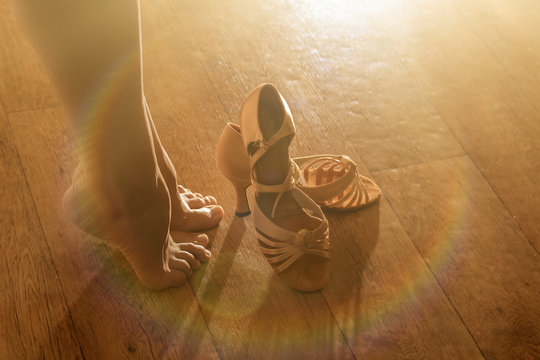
(216, 83), (331, 291)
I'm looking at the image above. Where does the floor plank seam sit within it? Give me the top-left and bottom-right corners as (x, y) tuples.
(382, 195), (488, 360)
(4, 104), (63, 118)
(448, 0), (540, 255)
(282, 0), (469, 183)
(373, 151), (539, 256)
(393, 48), (540, 256)
(187, 283), (224, 360)
(140, 326), (157, 360)
(4, 111), (86, 359)
(201, 60), (230, 120)
(173, 36), (237, 360)
(320, 292), (358, 360)
(5, 263), (25, 343)
(370, 154), (469, 174)
(446, 155), (539, 257)
(449, 0), (540, 115)
(459, 155), (539, 255)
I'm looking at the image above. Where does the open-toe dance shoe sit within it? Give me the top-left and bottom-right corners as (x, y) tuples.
(216, 83), (331, 292)
(293, 154), (381, 211)
(216, 127), (381, 213)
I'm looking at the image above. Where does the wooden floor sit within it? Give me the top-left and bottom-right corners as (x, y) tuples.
(1, 0), (539, 358)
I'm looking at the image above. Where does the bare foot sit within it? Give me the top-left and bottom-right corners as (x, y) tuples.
(14, 0), (217, 290)
(64, 163), (224, 233)
(108, 192), (212, 290)
(61, 98), (224, 290)
(62, 165), (212, 290)
(169, 185), (224, 231)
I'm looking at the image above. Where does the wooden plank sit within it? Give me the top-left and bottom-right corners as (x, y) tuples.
(0, 104), (82, 358)
(139, 3), (355, 359)
(188, 214), (355, 359)
(359, 0), (540, 250)
(373, 156), (540, 359)
(322, 201), (485, 359)
(140, 0), (484, 358)
(280, 0), (465, 172)
(8, 107), (219, 359)
(0, 0), (58, 113)
(452, 0), (540, 108)
(448, 0), (540, 251)
(140, 1), (356, 358)
(4, 0), (537, 357)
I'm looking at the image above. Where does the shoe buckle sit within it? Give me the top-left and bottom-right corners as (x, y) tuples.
(294, 229), (318, 249)
(249, 139), (270, 156)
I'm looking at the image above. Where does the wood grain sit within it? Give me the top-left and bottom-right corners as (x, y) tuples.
(0, 105), (81, 358)
(373, 156), (540, 359)
(448, 0), (540, 252)
(8, 107), (219, 359)
(368, 0), (540, 250)
(1, 0), (539, 358)
(141, 2), (356, 358)
(140, 0), (485, 358)
(0, 0), (58, 113)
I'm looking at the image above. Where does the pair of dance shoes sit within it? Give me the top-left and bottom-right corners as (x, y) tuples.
(216, 84), (380, 291)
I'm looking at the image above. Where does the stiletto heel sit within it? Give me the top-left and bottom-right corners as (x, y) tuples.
(216, 120), (252, 217)
(230, 179), (251, 217)
(217, 121), (381, 213)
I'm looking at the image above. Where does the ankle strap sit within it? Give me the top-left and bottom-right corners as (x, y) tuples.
(248, 114), (295, 167)
(252, 160), (297, 218)
(251, 159), (296, 193)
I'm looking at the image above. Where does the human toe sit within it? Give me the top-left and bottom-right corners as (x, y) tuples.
(177, 185), (190, 194)
(186, 197), (206, 209)
(171, 231), (210, 247)
(179, 242), (211, 263)
(168, 257), (193, 278)
(187, 195), (218, 209)
(183, 205), (224, 231)
(175, 247), (201, 270)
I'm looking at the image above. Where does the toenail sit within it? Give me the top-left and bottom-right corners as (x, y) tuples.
(210, 206), (224, 219)
(196, 234), (209, 243)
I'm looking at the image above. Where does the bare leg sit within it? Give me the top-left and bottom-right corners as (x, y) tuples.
(142, 97), (224, 231)
(11, 0), (221, 289)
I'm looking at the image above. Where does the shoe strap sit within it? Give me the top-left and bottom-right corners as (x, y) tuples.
(294, 154), (359, 203)
(252, 159), (296, 193)
(249, 115), (296, 218)
(253, 190), (330, 273)
(324, 174), (369, 209)
(248, 114), (295, 168)
(251, 159), (297, 218)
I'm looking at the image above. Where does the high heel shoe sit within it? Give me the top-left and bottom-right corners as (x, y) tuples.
(294, 154), (381, 211)
(216, 83), (331, 291)
(216, 124), (381, 213)
(216, 115), (381, 216)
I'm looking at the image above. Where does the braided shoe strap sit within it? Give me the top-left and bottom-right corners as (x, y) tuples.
(294, 154), (369, 209)
(257, 223), (330, 273)
(253, 188), (330, 273)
